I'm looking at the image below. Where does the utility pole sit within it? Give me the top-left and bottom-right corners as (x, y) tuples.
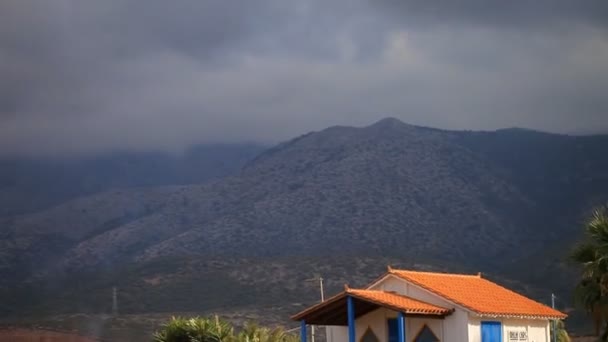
(319, 276), (325, 302)
(310, 275), (326, 342)
(112, 286), (118, 316)
(551, 293), (556, 342)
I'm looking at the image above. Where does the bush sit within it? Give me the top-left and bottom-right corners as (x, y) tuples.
(153, 316), (299, 342)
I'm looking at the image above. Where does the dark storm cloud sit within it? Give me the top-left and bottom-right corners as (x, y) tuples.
(0, 0), (607, 156)
(374, 0), (608, 30)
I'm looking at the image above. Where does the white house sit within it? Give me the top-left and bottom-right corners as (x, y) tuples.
(291, 267), (566, 342)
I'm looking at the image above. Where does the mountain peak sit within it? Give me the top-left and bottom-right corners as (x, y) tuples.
(370, 117), (407, 128)
(365, 117), (425, 136)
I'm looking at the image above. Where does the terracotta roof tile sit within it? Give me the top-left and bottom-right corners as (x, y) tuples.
(291, 287), (452, 322)
(388, 269), (566, 319)
(346, 288), (451, 316)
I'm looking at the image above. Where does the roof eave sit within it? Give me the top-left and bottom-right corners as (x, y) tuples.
(290, 291), (347, 321)
(472, 312), (568, 320)
(354, 296), (453, 318)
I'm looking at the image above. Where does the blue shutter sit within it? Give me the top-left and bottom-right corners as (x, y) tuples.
(387, 319), (398, 342)
(481, 321), (502, 342)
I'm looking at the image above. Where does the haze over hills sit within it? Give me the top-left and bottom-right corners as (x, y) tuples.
(1, 118), (607, 334)
(0, 143), (265, 218)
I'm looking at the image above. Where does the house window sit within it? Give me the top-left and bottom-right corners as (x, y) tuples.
(361, 327), (379, 342)
(413, 325), (439, 342)
(481, 321), (502, 342)
(387, 318), (398, 342)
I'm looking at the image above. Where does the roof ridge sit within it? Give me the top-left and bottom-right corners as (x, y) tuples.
(390, 268), (480, 278)
(349, 288), (415, 296)
(348, 288), (443, 304)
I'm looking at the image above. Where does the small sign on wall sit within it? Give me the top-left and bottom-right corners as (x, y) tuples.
(508, 330), (528, 342)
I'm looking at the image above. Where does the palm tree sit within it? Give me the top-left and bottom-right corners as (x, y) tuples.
(571, 205), (608, 338)
(237, 322), (265, 342)
(554, 320), (571, 342)
(153, 317), (192, 342)
(236, 323), (298, 342)
(188, 316), (235, 342)
(153, 316), (298, 342)
(211, 315), (236, 342)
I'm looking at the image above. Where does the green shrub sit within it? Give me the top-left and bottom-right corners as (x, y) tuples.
(153, 316), (298, 342)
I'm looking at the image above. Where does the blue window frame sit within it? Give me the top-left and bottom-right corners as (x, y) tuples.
(481, 321), (502, 342)
(387, 318), (398, 342)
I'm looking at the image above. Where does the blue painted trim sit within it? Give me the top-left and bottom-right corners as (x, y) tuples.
(300, 319), (307, 342)
(347, 296), (356, 342)
(397, 312), (405, 342)
(481, 321), (502, 342)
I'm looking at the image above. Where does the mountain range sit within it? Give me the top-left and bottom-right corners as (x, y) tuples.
(0, 143), (265, 218)
(1, 118), (607, 337)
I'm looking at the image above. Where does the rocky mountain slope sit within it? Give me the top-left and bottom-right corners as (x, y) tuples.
(2, 118), (607, 325)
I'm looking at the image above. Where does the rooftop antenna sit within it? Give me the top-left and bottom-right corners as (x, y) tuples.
(112, 286), (118, 316)
(551, 294), (557, 342)
(319, 276), (325, 302)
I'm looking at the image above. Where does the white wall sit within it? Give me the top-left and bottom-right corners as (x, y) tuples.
(325, 309), (389, 342)
(527, 320), (551, 342)
(468, 318), (481, 342)
(443, 309), (470, 342)
(326, 307), (445, 342)
(467, 316), (551, 342)
(326, 325), (347, 342)
(356, 307), (391, 342)
(407, 317), (443, 341)
(372, 276), (406, 294)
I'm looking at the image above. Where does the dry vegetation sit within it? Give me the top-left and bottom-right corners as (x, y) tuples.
(0, 328), (97, 342)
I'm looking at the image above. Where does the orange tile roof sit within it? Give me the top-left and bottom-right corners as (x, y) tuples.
(346, 288), (452, 316)
(387, 268), (566, 319)
(291, 287), (452, 322)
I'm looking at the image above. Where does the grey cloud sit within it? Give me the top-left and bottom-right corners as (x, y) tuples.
(374, 0), (608, 30)
(0, 1), (607, 157)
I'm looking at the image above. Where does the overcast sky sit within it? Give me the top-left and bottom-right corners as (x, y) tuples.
(1, 1), (607, 157)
